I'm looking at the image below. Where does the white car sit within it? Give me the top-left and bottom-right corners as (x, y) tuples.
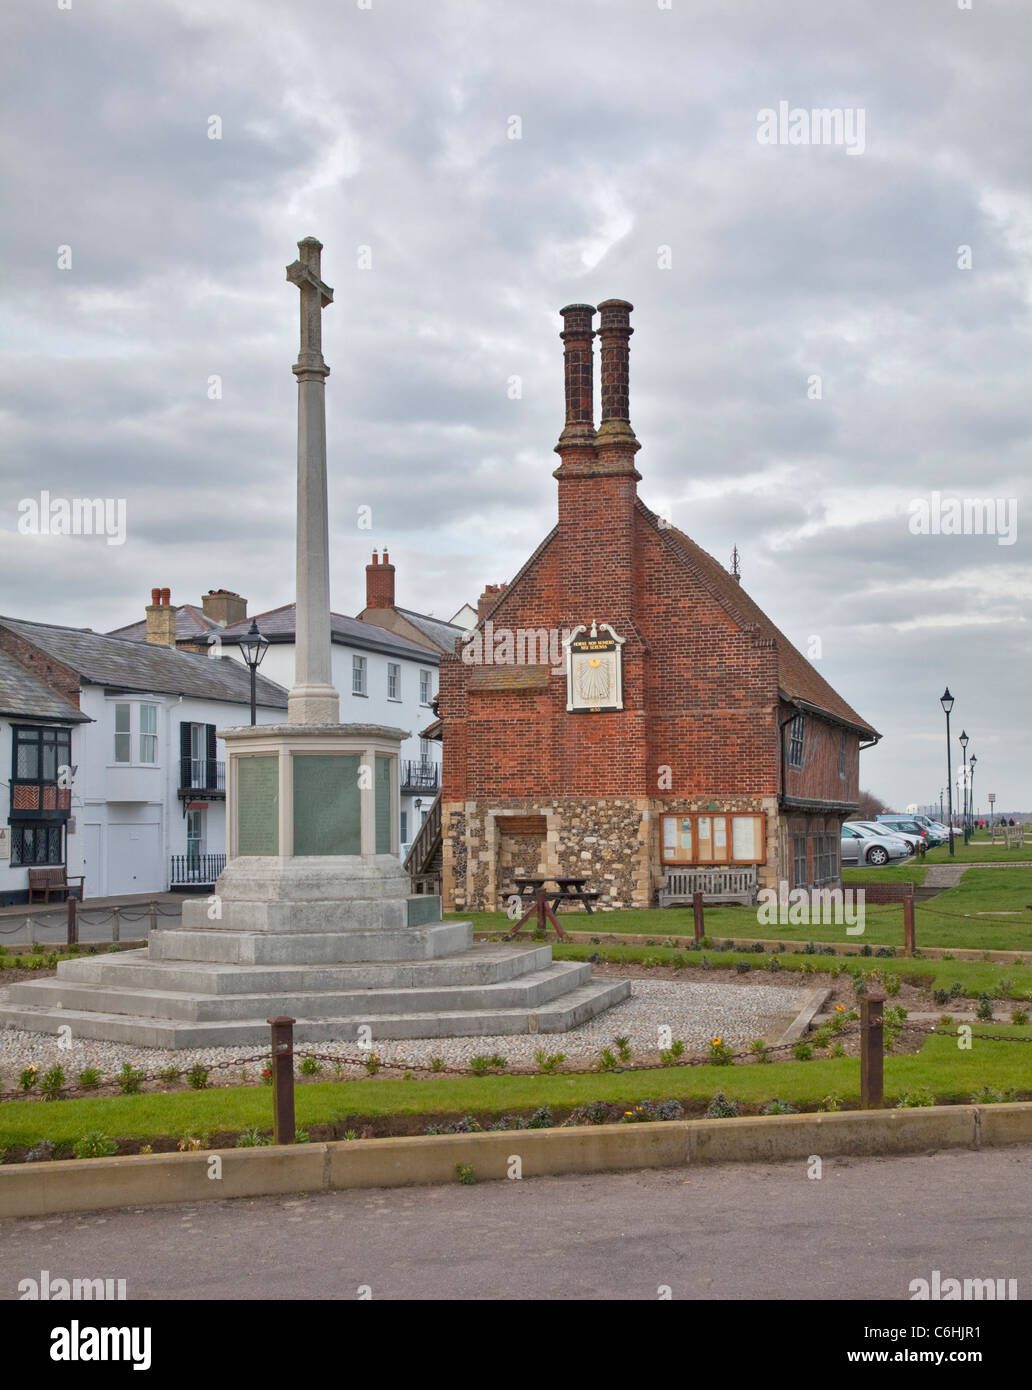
(841, 823), (912, 867)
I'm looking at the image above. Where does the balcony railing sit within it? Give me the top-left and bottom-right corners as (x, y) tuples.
(178, 758), (226, 795)
(401, 759), (440, 794)
(170, 853), (226, 887)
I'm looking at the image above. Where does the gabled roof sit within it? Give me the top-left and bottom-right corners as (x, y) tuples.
(640, 502), (879, 738)
(0, 648), (90, 724)
(394, 607), (466, 655)
(219, 604), (442, 664)
(108, 605), (222, 644)
(0, 618), (288, 708)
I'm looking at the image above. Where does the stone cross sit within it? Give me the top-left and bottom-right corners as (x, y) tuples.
(285, 236), (341, 726)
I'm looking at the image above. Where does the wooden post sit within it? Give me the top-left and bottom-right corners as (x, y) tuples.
(692, 890), (704, 944)
(860, 994), (885, 1110)
(903, 882), (915, 958)
(110, 906), (120, 943)
(268, 1015), (296, 1145)
(66, 895), (77, 948)
(149, 900), (158, 935)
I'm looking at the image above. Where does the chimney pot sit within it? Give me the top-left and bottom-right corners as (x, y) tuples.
(160, 587), (171, 606)
(151, 587), (160, 605)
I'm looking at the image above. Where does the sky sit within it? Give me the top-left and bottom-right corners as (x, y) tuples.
(1, 0), (1029, 812)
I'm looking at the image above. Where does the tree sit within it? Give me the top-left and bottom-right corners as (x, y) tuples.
(855, 789), (890, 821)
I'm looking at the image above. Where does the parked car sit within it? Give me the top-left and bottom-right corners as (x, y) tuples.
(878, 814), (947, 846)
(841, 823), (911, 866)
(871, 817), (930, 851)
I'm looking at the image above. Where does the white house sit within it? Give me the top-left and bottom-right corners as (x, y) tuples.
(0, 616), (287, 904)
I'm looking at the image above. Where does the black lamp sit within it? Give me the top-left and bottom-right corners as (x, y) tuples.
(239, 620), (270, 726)
(940, 689), (955, 857)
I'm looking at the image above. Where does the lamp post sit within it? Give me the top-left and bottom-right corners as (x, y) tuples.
(959, 729), (969, 842)
(239, 620), (270, 726)
(969, 755), (977, 830)
(939, 788), (944, 824)
(940, 689), (955, 858)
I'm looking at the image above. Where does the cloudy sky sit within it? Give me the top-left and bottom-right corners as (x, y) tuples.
(1, 0), (1029, 810)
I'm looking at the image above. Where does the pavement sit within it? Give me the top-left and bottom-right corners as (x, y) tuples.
(3, 1144), (1030, 1301)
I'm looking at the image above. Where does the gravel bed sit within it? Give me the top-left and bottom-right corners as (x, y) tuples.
(0, 978), (809, 1084)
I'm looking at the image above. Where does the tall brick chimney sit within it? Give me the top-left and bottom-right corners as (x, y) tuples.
(145, 587), (178, 646)
(201, 589), (247, 626)
(365, 548), (396, 611)
(552, 303), (597, 476)
(553, 299), (640, 627)
(594, 299), (641, 472)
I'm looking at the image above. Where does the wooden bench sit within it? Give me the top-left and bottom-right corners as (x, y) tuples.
(27, 867), (85, 903)
(659, 867), (758, 907)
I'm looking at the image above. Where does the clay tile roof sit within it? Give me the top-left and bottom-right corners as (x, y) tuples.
(639, 501), (879, 738)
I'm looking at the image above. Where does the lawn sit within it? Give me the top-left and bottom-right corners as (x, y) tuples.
(548, 942), (1032, 1000)
(2, 1027), (1029, 1151)
(448, 867), (1032, 952)
(923, 841), (1032, 864)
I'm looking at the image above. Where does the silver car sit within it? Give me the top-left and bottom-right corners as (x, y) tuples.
(841, 823), (911, 867)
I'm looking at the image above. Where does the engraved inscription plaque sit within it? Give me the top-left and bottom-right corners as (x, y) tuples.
(237, 755), (279, 856)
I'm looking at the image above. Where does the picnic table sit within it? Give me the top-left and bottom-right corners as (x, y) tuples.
(505, 876), (600, 940)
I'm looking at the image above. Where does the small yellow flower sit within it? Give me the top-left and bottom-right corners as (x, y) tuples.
(624, 1110), (632, 1116)
(711, 1038), (722, 1046)
(835, 1005), (845, 1012)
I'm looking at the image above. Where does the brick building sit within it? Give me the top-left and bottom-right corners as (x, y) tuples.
(437, 300), (880, 912)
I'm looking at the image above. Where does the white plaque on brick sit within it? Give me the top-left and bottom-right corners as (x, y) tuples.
(564, 621), (625, 713)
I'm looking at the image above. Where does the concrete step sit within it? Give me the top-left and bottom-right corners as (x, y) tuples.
(4, 961), (592, 1023)
(0, 979), (632, 1047)
(50, 943), (554, 995)
(149, 920), (473, 964)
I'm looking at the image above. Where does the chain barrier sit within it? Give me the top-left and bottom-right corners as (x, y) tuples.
(3, 1024), (874, 1100)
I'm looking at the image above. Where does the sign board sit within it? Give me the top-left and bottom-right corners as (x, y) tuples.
(564, 620), (625, 713)
(0, 826), (9, 861)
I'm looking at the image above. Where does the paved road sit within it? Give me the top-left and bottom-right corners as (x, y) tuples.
(3, 1145), (1030, 1301)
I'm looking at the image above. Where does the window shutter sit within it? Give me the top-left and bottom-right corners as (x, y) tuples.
(206, 724), (217, 761)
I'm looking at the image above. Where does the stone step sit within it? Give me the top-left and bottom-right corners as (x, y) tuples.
(51, 943), (554, 995)
(0, 980), (632, 1047)
(148, 920), (473, 965)
(4, 961), (592, 1023)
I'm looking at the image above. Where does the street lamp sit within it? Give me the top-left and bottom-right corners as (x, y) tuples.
(940, 689), (955, 858)
(959, 729), (969, 841)
(239, 620), (270, 726)
(969, 754), (977, 829)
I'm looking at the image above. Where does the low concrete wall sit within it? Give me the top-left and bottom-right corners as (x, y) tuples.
(3, 1103), (1032, 1220)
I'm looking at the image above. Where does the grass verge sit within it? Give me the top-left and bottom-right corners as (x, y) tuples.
(2, 1028), (1030, 1151)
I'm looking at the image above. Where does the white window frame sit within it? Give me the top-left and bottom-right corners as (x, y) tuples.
(352, 654), (367, 696)
(139, 703), (158, 763)
(387, 662), (400, 701)
(419, 669), (432, 706)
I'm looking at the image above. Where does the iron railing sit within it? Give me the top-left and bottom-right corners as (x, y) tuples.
(400, 759), (440, 793)
(178, 758), (225, 793)
(169, 853), (226, 886)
